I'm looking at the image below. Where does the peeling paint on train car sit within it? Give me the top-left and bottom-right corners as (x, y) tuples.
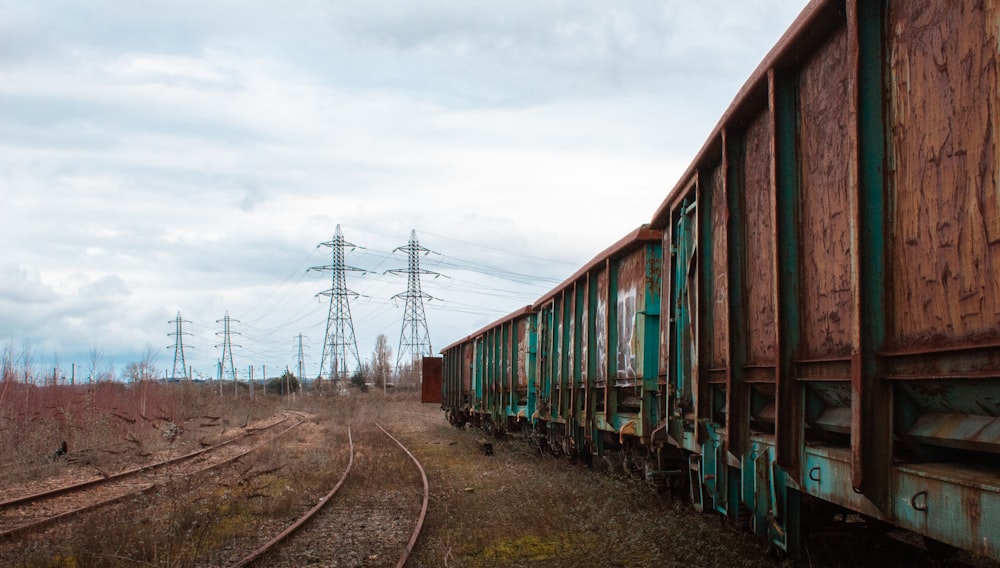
(798, 25), (855, 360)
(708, 162), (728, 373)
(888, 1), (1000, 349)
(516, 317), (531, 390)
(743, 111), (776, 371)
(616, 252), (645, 385)
(596, 270), (609, 385)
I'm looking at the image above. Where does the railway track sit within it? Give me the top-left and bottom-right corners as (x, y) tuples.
(231, 422), (429, 568)
(0, 410), (307, 541)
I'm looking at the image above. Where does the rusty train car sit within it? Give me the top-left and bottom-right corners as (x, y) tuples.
(441, 0), (1000, 559)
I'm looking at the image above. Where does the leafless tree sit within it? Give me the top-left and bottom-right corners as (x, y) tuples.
(125, 346), (159, 383)
(371, 334), (393, 390)
(1, 339), (15, 382)
(88, 345), (102, 383)
(49, 352), (61, 386)
(397, 361), (419, 388)
(87, 345), (117, 382)
(20, 341), (34, 384)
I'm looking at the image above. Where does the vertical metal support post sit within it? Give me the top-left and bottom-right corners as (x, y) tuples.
(771, 67), (804, 481)
(608, 259), (619, 416)
(587, 273), (598, 441)
(644, 240), (662, 438)
(574, 282), (585, 425)
(724, 129), (750, 463)
(849, 0), (891, 511)
(511, 319), (519, 418)
(526, 314), (538, 421)
(562, 291), (572, 423)
(502, 322), (509, 421)
(475, 338), (483, 411)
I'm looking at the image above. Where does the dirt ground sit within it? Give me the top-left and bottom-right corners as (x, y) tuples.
(390, 398), (997, 568)
(3, 385), (994, 567)
(392, 400), (781, 568)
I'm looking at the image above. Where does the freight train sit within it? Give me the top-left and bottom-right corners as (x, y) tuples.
(440, 0), (1000, 561)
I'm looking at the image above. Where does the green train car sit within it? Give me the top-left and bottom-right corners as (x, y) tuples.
(442, 0), (1000, 560)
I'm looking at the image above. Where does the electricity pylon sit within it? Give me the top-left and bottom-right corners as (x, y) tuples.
(167, 311), (191, 379)
(215, 311), (241, 382)
(388, 229), (437, 373)
(296, 333), (306, 381)
(309, 225), (364, 384)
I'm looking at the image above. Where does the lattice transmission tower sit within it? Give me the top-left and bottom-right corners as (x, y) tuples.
(215, 311), (241, 382)
(389, 229), (437, 373)
(167, 311), (191, 379)
(309, 225), (365, 383)
(296, 333), (306, 381)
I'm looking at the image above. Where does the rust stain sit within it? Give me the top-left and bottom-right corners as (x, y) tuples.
(889, 1), (1000, 348)
(596, 267), (609, 383)
(616, 251), (645, 381)
(517, 317), (530, 388)
(743, 110), (777, 365)
(798, 26), (856, 359)
(709, 162), (729, 369)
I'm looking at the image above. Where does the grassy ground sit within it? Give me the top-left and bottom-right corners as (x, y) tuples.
(389, 401), (780, 568)
(6, 387), (993, 567)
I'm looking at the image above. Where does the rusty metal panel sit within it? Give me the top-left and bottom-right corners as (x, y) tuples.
(894, 463), (1000, 560)
(581, 276), (590, 384)
(798, 26), (855, 359)
(743, 111), (776, 367)
(516, 316), (530, 388)
(421, 357), (442, 403)
(462, 342), (474, 394)
(659, 228), (672, 381)
(615, 250), (645, 383)
(595, 265), (609, 385)
(888, 1), (1000, 348)
(708, 162), (729, 370)
(566, 288), (576, 386)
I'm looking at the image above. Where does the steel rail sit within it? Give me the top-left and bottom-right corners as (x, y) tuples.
(376, 423), (430, 568)
(229, 426), (355, 568)
(0, 411), (296, 511)
(230, 423), (428, 568)
(0, 412), (307, 541)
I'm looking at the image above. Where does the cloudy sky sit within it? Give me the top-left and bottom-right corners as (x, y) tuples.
(1, 0), (808, 381)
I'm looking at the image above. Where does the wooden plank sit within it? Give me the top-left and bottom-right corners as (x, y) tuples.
(709, 162), (729, 369)
(798, 26), (856, 359)
(744, 111), (777, 367)
(889, 1), (1000, 348)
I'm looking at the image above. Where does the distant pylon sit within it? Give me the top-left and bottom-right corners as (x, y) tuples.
(168, 311), (191, 379)
(309, 225), (365, 383)
(215, 311), (241, 382)
(296, 333), (306, 380)
(388, 229), (437, 373)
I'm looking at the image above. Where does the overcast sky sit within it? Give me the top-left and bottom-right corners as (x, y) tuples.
(1, 0), (808, 381)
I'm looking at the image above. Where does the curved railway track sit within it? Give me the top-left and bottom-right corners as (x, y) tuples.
(0, 410), (307, 541)
(231, 422), (429, 568)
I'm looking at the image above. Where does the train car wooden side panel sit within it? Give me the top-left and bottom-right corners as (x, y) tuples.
(651, 0), (1000, 558)
(888, 1), (1000, 348)
(443, 0), (1000, 561)
(531, 227), (662, 459)
(883, 1), (1000, 556)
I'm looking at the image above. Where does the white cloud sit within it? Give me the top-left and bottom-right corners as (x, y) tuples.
(0, 0), (809, 376)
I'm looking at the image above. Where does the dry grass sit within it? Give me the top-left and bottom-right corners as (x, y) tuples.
(397, 412), (780, 568)
(0, 381), (277, 490)
(57, 403), (353, 567)
(8, 389), (981, 567)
